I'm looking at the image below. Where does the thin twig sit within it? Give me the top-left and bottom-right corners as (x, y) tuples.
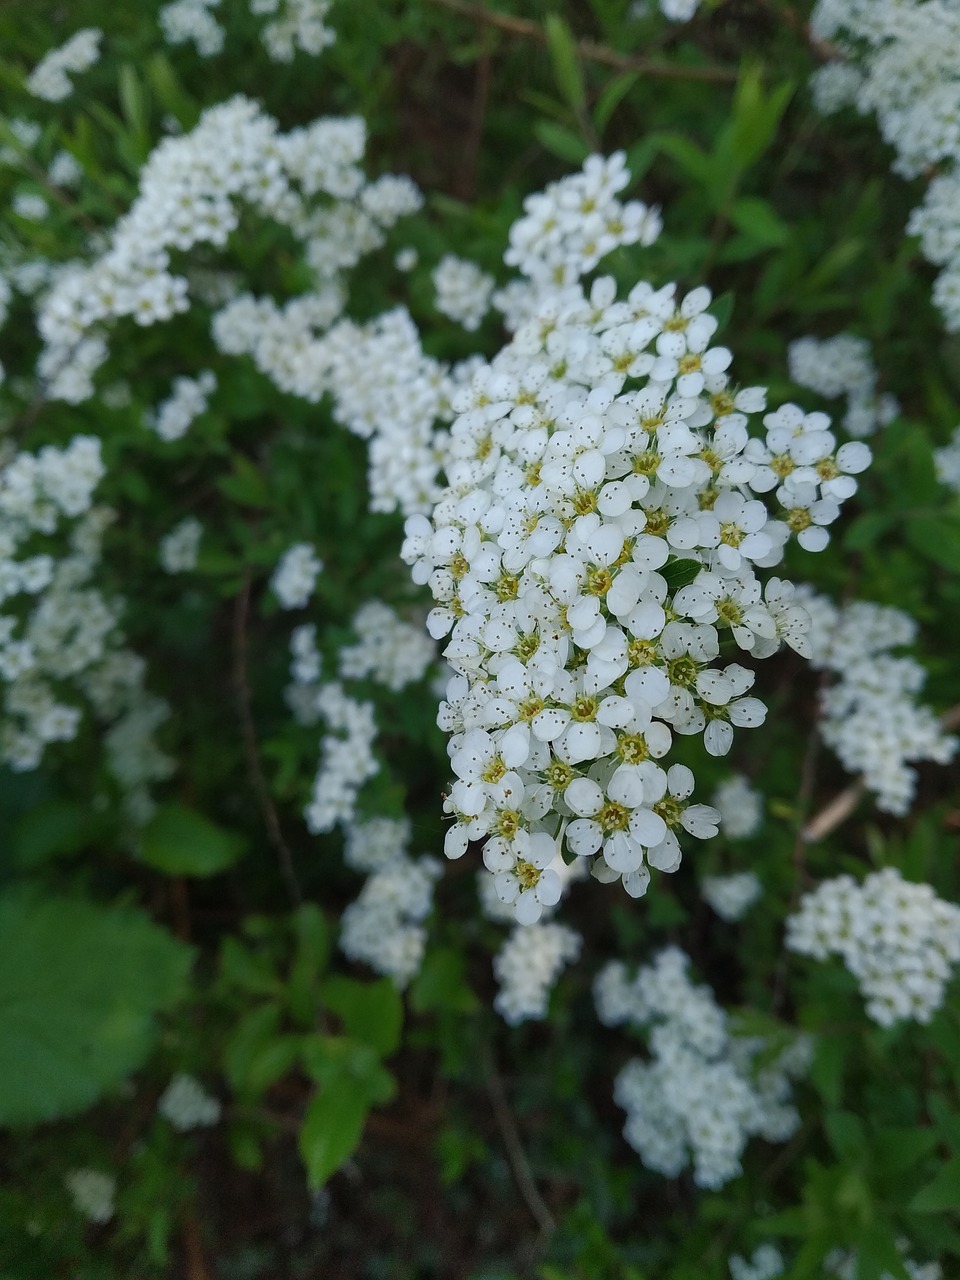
(481, 1048), (555, 1240)
(425, 0), (739, 83)
(802, 701), (960, 844)
(232, 576), (303, 907)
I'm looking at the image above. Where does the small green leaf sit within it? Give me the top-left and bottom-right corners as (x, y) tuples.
(909, 1157), (960, 1213)
(409, 948), (478, 1014)
(320, 976), (403, 1057)
(729, 196), (790, 247)
(544, 15), (585, 113)
(140, 804), (244, 877)
(594, 70), (639, 135)
(534, 120), (589, 166)
(906, 514), (960, 572)
(299, 1075), (371, 1188)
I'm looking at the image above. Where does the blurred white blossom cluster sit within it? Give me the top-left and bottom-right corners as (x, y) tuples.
(0, 436), (173, 818)
(712, 772), (763, 839)
(338, 600), (436, 692)
(286, 600), (435, 837)
(159, 0), (225, 56)
(339, 816), (442, 986)
(159, 517), (203, 574)
(800, 589), (956, 814)
(596, 948), (810, 1188)
(64, 1168), (115, 1224)
(788, 332), (898, 437)
(26, 29), (102, 102)
(145, 370), (217, 442)
(403, 152), (873, 925)
(271, 542), (323, 610)
(934, 424), (960, 494)
(157, 1073), (221, 1130)
(432, 254), (496, 332)
(786, 867), (960, 1026)
(250, 0), (335, 61)
(701, 871), (762, 922)
(810, 0), (960, 330)
(729, 1241), (942, 1280)
(493, 922), (582, 1024)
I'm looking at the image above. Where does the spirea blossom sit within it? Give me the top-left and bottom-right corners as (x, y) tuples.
(159, 517), (203, 573)
(788, 332), (898, 437)
(405, 155), (870, 924)
(26, 29), (102, 102)
(432, 255), (495, 331)
(493, 922), (581, 1024)
(340, 853), (442, 986)
(157, 1073), (221, 1130)
(701, 871), (762, 922)
(810, 0), (960, 330)
(159, 0), (225, 56)
(145, 371), (216, 442)
(65, 1169), (116, 1224)
(596, 948), (809, 1188)
(786, 867), (960, 1026)
(729, 1246), (785, 1280)
(271, 542), (322, 609)
(712, 773), (763, 839)
(934, 424), (960, 493)
(800, 589), (956, 813)
(338, 600), (436, 691)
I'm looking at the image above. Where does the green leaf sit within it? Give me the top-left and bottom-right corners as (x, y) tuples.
(409, 947), (478, 1014)
(224, 1003), (284, 1096)
(533, 120), (589, 166)
(824, 1110), (866, 1161)
(593, 71), (639, 135)
(320, 976), (403, 1057)
(0, 895), (192, 1125)
(139, 804), (244, 877)
(909, 1157), (960, 1213)
(299, 1075), (372, 1188)
(544, 15), (585, 113)
(728, 196), (790, 247)
(11, 801), (96, 868)
(906, 514), (960, 572)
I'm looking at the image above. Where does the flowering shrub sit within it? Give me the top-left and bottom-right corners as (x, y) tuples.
(1, 1), (959, 1277)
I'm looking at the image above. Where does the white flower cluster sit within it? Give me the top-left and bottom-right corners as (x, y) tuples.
(251, 0), (335, 61)
(596, 948), (809, 1188)
(157, 1073), (222, 1130)
(432, 255), (495, 331)
(26, 29), (102, 102)
(49, 150), (83, 189)
(159, 0), (225, 56)
(712, 772), (763, 839)
(728, 1245), (785, 1280)
(304, 682), (378, 834)
(12, 193), (48, 223)
(271, 542), (322, 610)
(338, 600), (436, 692)
(404, 154), (871, 925)
(0, 436), (174, 817)
(810, 0), (960, 330)
(64, 1168), (115, 1224)
(36, 98), (420, 405)
(788, 333), (898, 437)
(285, 627), (380, 833)
(145, 370), (216, 442)
(493, 922), (581, 1024)
(339, 817), (441, 986)
(503, 151), (662, 293)
(934, 424), (960, 494)
(786, 867), (960, 1027)
(159, 517), (203, 573)
(800, 589), (956, 814)
(731, 1242), (942, 1280)
(701, 871), (762, 922)
(658, 0), (702, 20)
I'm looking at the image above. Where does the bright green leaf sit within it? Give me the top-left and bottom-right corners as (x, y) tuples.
(140, 804), (244, 877)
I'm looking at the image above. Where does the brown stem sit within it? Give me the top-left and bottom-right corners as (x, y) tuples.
(424, 0), (739, 83)
(802, 701), (960, 844)
(232, 576), (303, 907)
(481, 1048), (555, 1240)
